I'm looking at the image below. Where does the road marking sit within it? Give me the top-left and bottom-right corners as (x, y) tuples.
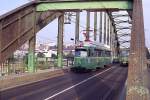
(44, 67), (115, 100)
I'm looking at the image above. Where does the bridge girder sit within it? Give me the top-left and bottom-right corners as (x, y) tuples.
(36, 0), (133, 11)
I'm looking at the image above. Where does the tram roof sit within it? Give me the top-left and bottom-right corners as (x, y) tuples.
(76, 41), (111, 51)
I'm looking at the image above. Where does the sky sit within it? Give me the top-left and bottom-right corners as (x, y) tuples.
(143, 0), (150, 47)
(0, 0), (150, 47)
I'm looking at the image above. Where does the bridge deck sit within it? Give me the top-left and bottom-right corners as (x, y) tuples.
(0, 65), (128, 100)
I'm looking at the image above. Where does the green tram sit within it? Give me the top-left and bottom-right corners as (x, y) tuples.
(119, 49), (129, 66)
(71, 41), (112, 71)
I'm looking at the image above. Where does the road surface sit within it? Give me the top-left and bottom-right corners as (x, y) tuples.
(0, 65), (128, 100)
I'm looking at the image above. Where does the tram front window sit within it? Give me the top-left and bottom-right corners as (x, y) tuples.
(121, 50), (129, 57)
(75, 49), (87, 57)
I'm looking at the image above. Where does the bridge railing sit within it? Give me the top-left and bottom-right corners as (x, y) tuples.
(0, 56), (73, 77)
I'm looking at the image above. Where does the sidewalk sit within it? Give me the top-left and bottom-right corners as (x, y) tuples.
(0, 67), (69, 91)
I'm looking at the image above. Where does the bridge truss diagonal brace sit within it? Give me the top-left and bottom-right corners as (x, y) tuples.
(0, 1), (62, 63)
(36, 1), (133, 11)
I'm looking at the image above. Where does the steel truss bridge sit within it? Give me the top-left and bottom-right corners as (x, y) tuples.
(0, 0), (149, 99)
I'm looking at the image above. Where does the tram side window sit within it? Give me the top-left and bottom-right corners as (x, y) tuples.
(99, 50), (103, 57)
(105, 51), (108, 57)
(75, 49), (87, 57)
(88, 49), (96, 57)
(88, 49), (91, 57)
(95, 50), (99, 57)
(80, 51), (88, 57)
(121, 51), (129, 57)
(108, 51), (111, 57)
(100, 50), (110, 57)
(96, 50), (102, 57)
(105, 51), (111, 57)
(88, 48), (98, 57)
(101, 50), (105, 57)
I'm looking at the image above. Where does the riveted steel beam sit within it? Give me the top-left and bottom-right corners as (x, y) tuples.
(99, 12), (103, 43)
(0, 2), (62, 63)
(86, 11), (90, 41)
(36, 1), (133, 11)
(126, 0), (150, 99)
(28, 36), (36, 72)
(57, 14), (64, 67)
(104, 13), (107, 44)
(94, 12), (97, 41)
(107, 15), (110, 45)
(28, 8), (36, 73)
(75, 12), (80, 44)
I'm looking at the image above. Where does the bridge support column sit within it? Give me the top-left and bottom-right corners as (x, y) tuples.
(57, 14), (64, 67)
(94, 12), (97, 41)
(126, 0), (150, 99)
(28, 36), (36, 72)
(113, 31), (118, 58)
(110, 23), (114, 61)
(107, 15), (110, 45)
(86, 11), (90, 41)
(99, 12), (103, 43)
(104, 12), (107, 44)
(75, 12), (80, 44)
(0, 21), (2, 64)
